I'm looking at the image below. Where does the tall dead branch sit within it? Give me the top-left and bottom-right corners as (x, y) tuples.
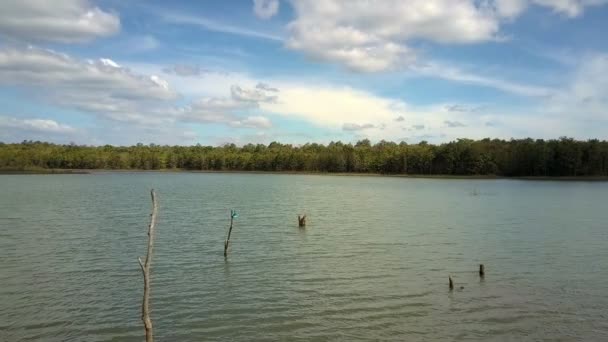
(138, 189), (158, 342)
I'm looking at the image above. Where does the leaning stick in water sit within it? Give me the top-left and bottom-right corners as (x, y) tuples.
(224, 210), (236, 257)
(449, 276), (454, 290)
(138, 189), (158, 342)
(479, 264), (485, 277)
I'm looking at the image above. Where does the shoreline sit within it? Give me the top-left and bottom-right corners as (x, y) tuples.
(2, 168), (608, 181)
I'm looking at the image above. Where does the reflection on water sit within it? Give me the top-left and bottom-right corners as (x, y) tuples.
(1, 173), (608, 341)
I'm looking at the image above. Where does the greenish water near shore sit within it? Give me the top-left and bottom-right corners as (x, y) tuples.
(2, 168), (608, 181)
(1, 173), (608, 341)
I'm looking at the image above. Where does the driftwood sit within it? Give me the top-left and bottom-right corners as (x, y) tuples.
(298, 215), (306, 227)
(138, 189), (158, 342)
(224, 210), (237, 257)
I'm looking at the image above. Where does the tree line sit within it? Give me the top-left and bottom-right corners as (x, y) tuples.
(1, 137), (608, 177)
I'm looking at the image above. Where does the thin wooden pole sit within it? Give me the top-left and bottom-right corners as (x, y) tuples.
(479, 264), (485, 277)
(138, 189), (158, 342)
(224, 210), (235, 257)
(449, 276), (454, 291)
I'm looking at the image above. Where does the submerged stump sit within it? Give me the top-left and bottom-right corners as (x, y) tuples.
(298, 215), (306, 227)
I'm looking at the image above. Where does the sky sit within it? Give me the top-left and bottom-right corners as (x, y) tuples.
(0, 0), (607, 146)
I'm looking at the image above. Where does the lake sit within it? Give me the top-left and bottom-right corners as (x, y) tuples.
(1, 173), (607, 341)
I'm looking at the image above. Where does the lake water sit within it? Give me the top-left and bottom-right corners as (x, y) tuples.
(1, 173), (607, 341)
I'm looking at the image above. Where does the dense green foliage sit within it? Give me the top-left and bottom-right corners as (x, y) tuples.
(1, 138), (608, 176)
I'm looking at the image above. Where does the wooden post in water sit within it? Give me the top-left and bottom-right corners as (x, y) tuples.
(449, 276), (454, 291)
(224, 210), (237, 257)
(479, 264), (485, 277)
(298, 214), (306, 227)
(138, 189), (158, 342)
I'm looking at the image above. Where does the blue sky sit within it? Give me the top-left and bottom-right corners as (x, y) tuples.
(0, 0), (607, 145)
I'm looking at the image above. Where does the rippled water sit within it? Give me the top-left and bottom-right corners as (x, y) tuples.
(1, 173), (608, 341)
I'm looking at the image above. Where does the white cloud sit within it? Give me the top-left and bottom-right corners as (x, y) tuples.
(285, 0), (608, 72)
(261, 85), (398, 126)
(0, 116), (88, 144)
(163, 64), (206, 77)
(342, 123), (375, 131)
(444, 120), (467, 128)
(178, 84), (277, 129)
(286, 0), (500, 72)
(531, 0), (608, 17)
(99, 58), (120, 68)
(233, 116), (273, 128)
(231, 85), (278, 103)
(253, 0), (280, 19)
(0, 49), (277, 133)
(0, 47), (176, 124)
(0, 117), (76, 133)
(494, 0), (529, 18)
(0, 0), (120, 43)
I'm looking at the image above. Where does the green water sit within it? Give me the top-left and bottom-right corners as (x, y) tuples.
(1, 173), (607, 341)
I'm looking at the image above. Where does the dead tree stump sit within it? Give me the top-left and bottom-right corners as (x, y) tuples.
(298, 215), (306, 227)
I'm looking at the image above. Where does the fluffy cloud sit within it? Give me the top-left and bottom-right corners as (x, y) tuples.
(496, 0), (608, 18)
(0, 47), (176, 124)
(0, 117), (76, 133)
(342, 123), (375, 131)
(0, 116), (84, 143)
(163, 64), (206, 77)
(231, 85), (278, 103)
(0, 0), (120, 43)
(445, 104), (484, 112)
(261, 85), (398, 126)
(286, 0), (500, 72)
(178, 84), (276, 129)
(253, 0), (280, 19)
(0, 47), (277, 134)
(233, 116), (273, 128)
(444, 120), (467, 128)
(286, 0), (607, 72)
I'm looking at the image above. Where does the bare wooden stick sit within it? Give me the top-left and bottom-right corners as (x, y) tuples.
(138, 189), (158, 342)
(224, 210), (236, 257)
(479, 264), (485, 277)
(449, 276), (454, 290)
(298, 214), (306, 227)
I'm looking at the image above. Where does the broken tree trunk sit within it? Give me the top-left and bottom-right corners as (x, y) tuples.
(298, 215), (306, 227)
(138, 189), (158, 342)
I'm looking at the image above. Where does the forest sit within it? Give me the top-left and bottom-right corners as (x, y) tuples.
(1, 137), (608, 177)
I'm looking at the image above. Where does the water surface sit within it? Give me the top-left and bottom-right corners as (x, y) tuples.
(1, 173), (607, 341)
